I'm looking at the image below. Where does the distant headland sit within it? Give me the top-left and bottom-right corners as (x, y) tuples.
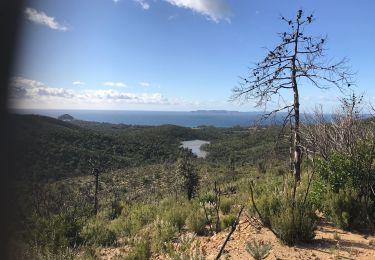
(190, 110), (240, 113)
(57, 114), (74, 121)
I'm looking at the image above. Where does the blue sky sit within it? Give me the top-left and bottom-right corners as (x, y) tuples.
(10, 0), (375, 111)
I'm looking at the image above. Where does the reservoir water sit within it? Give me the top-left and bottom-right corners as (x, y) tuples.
(181, 140), (210, 158)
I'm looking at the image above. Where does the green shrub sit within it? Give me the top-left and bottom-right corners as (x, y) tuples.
(245, 239), (271, 260)
(126, 240), (151, 260)
(163, 207), (188, 231)
(199, 192), (216, 204)
(220, 197), (233, 214)
(81, 215), (117, 246)
(221, 214), (236, 229)
(115, 203), (156, 236)
(186, 211), (206, 235)
(13, 242), (80, 260)
(314, 143), (375, 233)
(29, 209), (87, 253)
(150, 218), (177, 253)
(316, 142), (375, 193)
(270, 201), (317, 246)
(324, 189), (374, 231)
(309, 175), (328, 211)
(166, 233), (206, 260)
(251, 179), (317, 245)
(252, 191), (280, 227)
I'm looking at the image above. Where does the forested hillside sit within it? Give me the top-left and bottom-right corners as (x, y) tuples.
(11, 114), (286, 180)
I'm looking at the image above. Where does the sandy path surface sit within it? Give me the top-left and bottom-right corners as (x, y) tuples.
(200, 219), (375, 260)
(98, 218), (375, 259)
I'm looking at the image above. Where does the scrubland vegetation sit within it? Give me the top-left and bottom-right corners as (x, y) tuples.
(11, 112), (287, 258)
(9, 94), (375, 259)
(9, 10), (375, 260)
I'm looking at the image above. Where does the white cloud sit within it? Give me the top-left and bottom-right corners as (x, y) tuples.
(33, 87), (73, 98)
(11, 77), (45, 89)
(139, 82), (151, 87)
(85, 89), (137, 100)
(103, 81), (127, 88)
(10, 77), (73, 99)
(9, 77), (171, 109)
(134, 0), (150, 10)
(163, 0), (231, 22)
(24, 7), (68, 31)
(85, 89), (166, 104)
(72, 81), (85, 86)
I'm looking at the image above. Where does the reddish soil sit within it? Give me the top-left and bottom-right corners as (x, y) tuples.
(199, 219), (375, 260)
(98, 218), (375, 259)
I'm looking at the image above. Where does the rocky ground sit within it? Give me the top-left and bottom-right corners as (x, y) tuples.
(200, 219), (375, 259)
(98, 217), (375, 260)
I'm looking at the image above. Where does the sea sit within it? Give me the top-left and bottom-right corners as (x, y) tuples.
(14, 109), (286, 128)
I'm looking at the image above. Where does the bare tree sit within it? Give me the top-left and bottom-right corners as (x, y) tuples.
(232, 9), (353, 184)
(302, 93), (370, 158)
(88, 157), (103, 215)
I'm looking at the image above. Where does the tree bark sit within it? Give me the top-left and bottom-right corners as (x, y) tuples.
(291, 21), (302, 184)
(93, 168), (99, 215)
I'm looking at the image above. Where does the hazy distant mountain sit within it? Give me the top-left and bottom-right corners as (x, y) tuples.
(190, 110), (241, 114)
(58, 114), (74, 121)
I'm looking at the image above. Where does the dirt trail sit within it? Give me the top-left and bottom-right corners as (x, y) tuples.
(200, 219), (375, 260)
(98, 218), (375, 259)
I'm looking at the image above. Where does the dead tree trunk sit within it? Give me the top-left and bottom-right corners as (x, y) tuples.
(291, 20), (301, 183)
(92, 168), (99, 215)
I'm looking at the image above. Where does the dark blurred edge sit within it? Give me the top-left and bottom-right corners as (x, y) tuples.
(0, 0), (24, 259)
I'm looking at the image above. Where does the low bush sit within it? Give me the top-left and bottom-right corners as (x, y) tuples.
(245, 239), (271, 260)
(270, 200), (317, 245)
(221, 214), (237, 229)
(29, 208), (87, 253)
(167, 234), (206, 260)
(150, 218), (177, 253)
(80, 215), (117, 246)
(163, 207), (188, 231)
(113, 203), (156, 236)
(12, 242), (80, 260)
(158, 198), (189, 231)
(220, 197), (233, 215)
(314, 144), (375, 233)
(309, 175), (327, 211)
(252, 191), (280, 227)
(251, 178), (317, 245)
(186, 210), (206, 235)
(199, 192), (216, 204)
(126, 240), (151, 260)
(324, 189), (374, 232)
